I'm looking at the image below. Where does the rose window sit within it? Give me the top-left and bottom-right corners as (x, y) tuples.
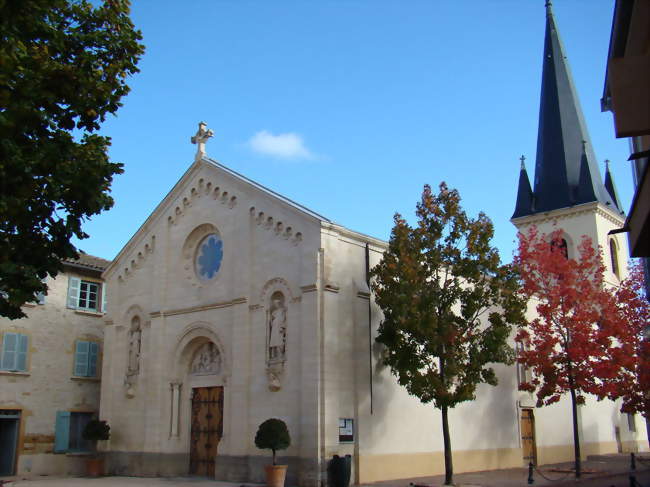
(194, 234), (223, 280)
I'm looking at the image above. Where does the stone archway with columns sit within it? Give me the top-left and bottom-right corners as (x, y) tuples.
(167, 323), (230, 473)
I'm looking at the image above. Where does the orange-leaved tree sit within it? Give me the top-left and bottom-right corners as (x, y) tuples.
(514, 226), (617, 479)
(597, 261), (650, 422)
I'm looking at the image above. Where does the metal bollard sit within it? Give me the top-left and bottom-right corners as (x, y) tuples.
(631, 452), (636, 471)
(528, 462), (534, 484)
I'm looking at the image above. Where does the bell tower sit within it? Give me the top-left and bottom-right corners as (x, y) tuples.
(511, 2), (628, 284)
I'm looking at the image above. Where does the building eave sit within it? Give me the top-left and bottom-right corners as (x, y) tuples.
(511, 201), (626, 229)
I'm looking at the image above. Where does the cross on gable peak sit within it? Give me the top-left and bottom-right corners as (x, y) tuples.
(191, 121), (215, 162)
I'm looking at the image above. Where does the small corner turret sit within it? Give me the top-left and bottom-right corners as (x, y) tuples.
(512, 155), (534, 219)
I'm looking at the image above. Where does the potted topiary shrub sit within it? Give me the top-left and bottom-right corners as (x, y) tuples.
(82, 419), (110, 477)
(254, 418), (291, 487)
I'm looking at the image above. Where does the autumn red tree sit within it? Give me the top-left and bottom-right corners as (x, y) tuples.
(597, 261), (650, 421)
(514, 226), (615, 478)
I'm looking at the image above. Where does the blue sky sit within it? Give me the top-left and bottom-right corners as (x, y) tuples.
(74, 1), (633, 264)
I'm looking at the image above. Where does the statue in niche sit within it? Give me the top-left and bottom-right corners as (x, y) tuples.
(125, 316), (142, 397)
(190, 342), (221, 375)
(267, 291), (287, 363)
(127, 316), (142, 376)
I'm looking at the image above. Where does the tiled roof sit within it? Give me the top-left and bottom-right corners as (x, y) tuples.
(62, 252), (111, 272)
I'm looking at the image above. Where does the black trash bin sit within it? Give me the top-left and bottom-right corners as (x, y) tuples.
(328, 454), (351, 487)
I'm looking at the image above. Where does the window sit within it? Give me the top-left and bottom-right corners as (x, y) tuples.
(54, 411), (93, 453)
(73, 341), (99, 377)
(194, 233), (224, 281)
(609, 239), (620, 278)
(516, 341), (531, 386)
(67, 277), (104, 312)
(627, 413), (636, 432)
(550, 238), (569, 259)
(1, 333), (28, 372)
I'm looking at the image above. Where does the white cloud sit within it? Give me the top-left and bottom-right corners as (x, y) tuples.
(248, 130), (314, 160)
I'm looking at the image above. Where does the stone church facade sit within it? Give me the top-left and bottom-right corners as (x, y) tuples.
(96, 153), (647, 486)
(2, 4), (648, 485)
(97, 5), (648, 485)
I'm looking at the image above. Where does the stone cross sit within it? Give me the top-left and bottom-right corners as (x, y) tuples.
(191, 122), (214, 162)
(520, 155), (526, 170)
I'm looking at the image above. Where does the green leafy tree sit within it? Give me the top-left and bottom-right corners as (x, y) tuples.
(0, 0), (144, 318)
(371, 183), (526, 486)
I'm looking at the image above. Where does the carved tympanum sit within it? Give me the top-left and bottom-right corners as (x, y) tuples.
(190, 342), (222, 376)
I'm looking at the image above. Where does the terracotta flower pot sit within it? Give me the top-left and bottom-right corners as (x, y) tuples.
(86, 456), (104, 477)
(264, 464), (288, 487)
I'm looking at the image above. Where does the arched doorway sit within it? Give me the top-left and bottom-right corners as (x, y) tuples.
(188, 342), (224, 477)
(173, 327), (228, 478)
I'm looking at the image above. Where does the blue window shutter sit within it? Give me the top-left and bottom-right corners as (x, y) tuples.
(67, 277), (80, 309)
(74, 341), (89, 377)
(88, 342), (99, 377)
(54, 411), (71, 453)
(16, 334), (28, 372)
(1, 333), (18, 370)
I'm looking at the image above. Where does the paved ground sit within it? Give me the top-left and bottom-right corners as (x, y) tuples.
(1, 454), (648, 487)
(1, 481), (261, 487)
(362, 453), (650, 487)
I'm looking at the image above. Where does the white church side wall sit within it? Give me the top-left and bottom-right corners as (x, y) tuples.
(318, 213), (646, 485)
(316, 227), (528, 483)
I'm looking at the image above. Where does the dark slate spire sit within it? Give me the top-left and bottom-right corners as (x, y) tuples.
(523, 2), (617, 216)
(575, 140), (597, 204)
(513, 155), (534, 218)
(603, 160), (623, 212)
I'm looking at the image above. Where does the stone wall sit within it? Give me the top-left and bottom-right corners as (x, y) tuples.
(0, 264), (104, 476)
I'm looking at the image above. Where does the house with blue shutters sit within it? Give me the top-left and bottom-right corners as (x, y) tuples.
(0, 253), (109, 477)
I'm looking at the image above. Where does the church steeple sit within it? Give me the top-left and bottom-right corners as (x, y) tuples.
(514, 2), (620, 218)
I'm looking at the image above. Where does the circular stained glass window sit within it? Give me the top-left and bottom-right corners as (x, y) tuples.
(195, 234), (223, 281)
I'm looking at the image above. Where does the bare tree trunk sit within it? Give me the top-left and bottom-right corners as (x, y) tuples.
(568, 379), (581, 478)
(441, 405), (453, 485)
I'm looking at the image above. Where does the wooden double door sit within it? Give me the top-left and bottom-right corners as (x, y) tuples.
(520, 408), (537, 465)
(189, 386), (224, 477)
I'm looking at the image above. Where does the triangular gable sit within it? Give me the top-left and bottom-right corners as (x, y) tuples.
(104, 157), (332, 279)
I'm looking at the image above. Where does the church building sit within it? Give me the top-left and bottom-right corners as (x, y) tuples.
(95, 3), (646, 486)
